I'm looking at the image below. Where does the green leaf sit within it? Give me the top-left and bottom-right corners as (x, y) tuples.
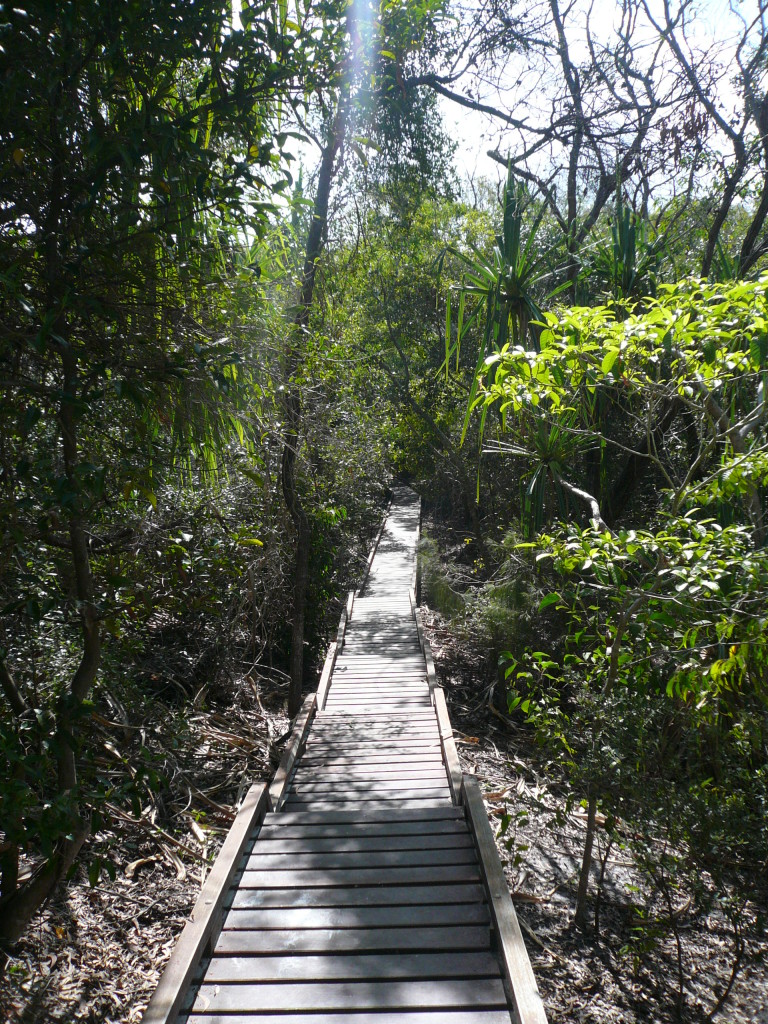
(749, 333), (768, 367)
(601, 349), (619, 375)
(538, 592), (561, 611)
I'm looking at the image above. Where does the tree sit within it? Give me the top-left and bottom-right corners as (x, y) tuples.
(476, 280), (768, 964)
(406, 0), (768, 288)
(641, 0), (768, 277)
(0, 0), (315, 941)
(407, 0), (686, 293)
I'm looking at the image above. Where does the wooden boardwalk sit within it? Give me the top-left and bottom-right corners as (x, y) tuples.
(144, 488), (547, 1024)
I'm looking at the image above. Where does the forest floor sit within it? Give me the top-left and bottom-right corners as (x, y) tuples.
(0, 672), (291, 1024)
(420, 518), (768, 1024)
(2, 520), (767, 1024)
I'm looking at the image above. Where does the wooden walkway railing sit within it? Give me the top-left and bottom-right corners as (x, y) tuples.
(143, 487), (548, 1024)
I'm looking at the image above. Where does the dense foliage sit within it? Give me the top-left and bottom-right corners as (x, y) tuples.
(0, 0), (386, 943)
(483, 279), (768, 934)
(1, 0), (768, 1017)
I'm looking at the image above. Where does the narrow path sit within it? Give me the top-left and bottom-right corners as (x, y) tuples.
(149, 488), (546, 1024)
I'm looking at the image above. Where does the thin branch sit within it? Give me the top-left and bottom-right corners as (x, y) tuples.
(0, 656), (28, 717)
(553, 473), (611, 533)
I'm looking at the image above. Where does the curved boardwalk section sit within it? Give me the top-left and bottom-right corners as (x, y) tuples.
(144, 487), (547, 1024)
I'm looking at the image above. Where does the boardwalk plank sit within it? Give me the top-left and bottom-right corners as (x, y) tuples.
(201, 950), (500, 982)
(301, 744), (442, 756)
(282, 794), (453, 808)
(326, 682), (429, 689)
(291, 770), (449, 783)
(299, 753), (448, 761)
(280, 797), (454, 811)
(261, 805), (462, 825)
(184, 1013), (512, 1024)
(213, 925), (492, 954)
(323, 696), (431, 704)
(313, 721), (436, 729)
(190, 978), (507, 1013)
(324, 690), (430, 698)
(229, 883), (485, 909)
(308, 724), (439, 733)
(250, 834), (474, 853)
(296, 759), (446, 772)
(253, 823), (468, 842)
(243, 849), (478, 870)
(300, 730), (440, 739)
(315, 711), (436, 721)
(322, 701), (432, 708)
(322, 702), (432, 709)
(299, 752), (443, 764)
(239, 865), (480, 888)
(223, 903), (488, 929)
(288, 779), (451, 794)
(258, 815), (467, 832)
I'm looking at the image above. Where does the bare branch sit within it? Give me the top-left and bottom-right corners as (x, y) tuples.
(0, 655), (28, 717)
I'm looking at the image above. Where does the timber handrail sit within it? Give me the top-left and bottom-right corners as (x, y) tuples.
(408, 562), (438, 699)
(409, 496), (457, 788)
(432, 685), (463, 805)
(316, 585), (354, 712)
(268, 693), (317, 810)
(408, 496), (441, 699)
(315, 639), (337, 710)
(141, 781), (270, 1024)
(409, 494), (421, 615)
(418, 609), (439, 698)
(463, 775), (549, 1024)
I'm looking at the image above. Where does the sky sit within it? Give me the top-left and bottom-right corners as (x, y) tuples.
(440, 0), (759, 188)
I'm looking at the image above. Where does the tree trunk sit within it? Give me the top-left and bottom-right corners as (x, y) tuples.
(56, 346), (102, 789)
(0, 824), (88, 946)
(281, 43), (352, 719)
(575, 789), (598, 930)
(0, 658), (28, 718)
(701, 159), (747, 279)
(605, 397), (681, 525)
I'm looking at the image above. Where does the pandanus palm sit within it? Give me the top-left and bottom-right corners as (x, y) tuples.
(440, 166), (553, 456)
(443, 164), (549, 384)
(589, 191), (661, 302)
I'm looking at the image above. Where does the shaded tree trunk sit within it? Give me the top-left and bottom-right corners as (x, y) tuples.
(575, 789), (598, 930)
(281, 46), (352, 719)
(605, 397), (681, 525)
